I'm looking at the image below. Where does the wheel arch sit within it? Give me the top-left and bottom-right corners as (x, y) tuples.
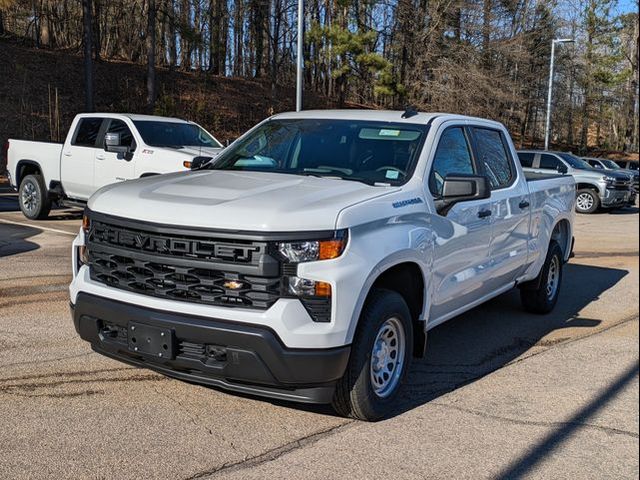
(355, 261), (428, 358)
(550, 218), (572, 262)
(576, 182), (601, 194)
(15, 160), (43, 186)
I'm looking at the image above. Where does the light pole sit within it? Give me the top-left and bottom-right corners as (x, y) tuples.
(544, 38), (574, 150)
(296, 0), (304, 112)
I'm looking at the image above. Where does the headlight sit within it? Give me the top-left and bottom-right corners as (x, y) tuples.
(277, 231), (347, 263)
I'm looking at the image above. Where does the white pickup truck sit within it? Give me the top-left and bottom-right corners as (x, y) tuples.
(70, 110), (575, 420)
(5, 113), (223, 219)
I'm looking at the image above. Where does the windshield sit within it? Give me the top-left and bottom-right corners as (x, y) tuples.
(208, 119), (428, 186)
(133, 121), (222, 148)
(558, 153), (592, 170)
(601, 159), (621, 169)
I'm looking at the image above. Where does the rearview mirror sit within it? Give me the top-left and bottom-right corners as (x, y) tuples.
(189, 156), (213, 170)
(104, 133), (130, 155)
(436, 174), (491, 215)
(557, 164), (568, 174)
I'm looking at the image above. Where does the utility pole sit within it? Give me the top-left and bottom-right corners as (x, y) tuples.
(544, 38), (574, 150)
(296, 0), (304, 111)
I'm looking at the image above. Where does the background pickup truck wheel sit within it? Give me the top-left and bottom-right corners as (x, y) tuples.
(332, 288), (413, 421)
(575, 189), (600, 214)
(19, 174), (51, 220)
(520, 240), (563, 314)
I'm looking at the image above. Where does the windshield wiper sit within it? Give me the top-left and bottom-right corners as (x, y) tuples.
(297, 172), (379, 186)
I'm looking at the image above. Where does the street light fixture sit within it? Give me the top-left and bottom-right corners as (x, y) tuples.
(544, 38), (574, 150)
(296, 0), (304, 112)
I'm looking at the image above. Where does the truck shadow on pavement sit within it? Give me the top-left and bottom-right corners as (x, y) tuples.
(0, 186), (82, 220)
(394, 261), (628, 416)
(0, 222), (42, 257)
(236, 262), (629, 420)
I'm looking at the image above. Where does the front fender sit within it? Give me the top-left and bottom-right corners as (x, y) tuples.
(297, 215), (434, 345)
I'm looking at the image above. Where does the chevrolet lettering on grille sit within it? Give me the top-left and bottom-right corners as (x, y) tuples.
(89, 223), (259, 261)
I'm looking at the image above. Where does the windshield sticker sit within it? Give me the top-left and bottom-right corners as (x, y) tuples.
(386, 170), (400, 180)
(379, 129), (401, 137)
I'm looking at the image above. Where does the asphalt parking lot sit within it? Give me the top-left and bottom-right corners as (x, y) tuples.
(1, 181), (638, 479)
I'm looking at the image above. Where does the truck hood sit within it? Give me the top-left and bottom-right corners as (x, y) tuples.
(159, 146), (223, 158)
(88, 170), (397, 231)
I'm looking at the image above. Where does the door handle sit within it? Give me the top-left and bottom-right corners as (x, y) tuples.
(519, 200), (530, 209)
(478, 209), (492, 219)
(96, 154), (106, 160)
(63, 151), (72, 157)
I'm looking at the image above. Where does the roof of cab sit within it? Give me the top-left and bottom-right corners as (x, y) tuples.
(77, 113), (192, 123)
(272, 109), (503, 127)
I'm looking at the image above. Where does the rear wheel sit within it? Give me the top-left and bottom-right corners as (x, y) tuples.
(19, 174), (51, 220)
(332, 289), (413, 421)
(575, 189), (599, 214)
(520, 240), (563, 314)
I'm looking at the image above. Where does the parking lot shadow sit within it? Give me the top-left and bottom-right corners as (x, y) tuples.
(0, 222), (42, 257)
(393, 262), (628, 416)
(0, 183), (82, 220)
(227, 262), (628, 419)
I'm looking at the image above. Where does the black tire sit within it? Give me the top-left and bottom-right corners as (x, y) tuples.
(520, 240), (563, 314)
(332, 288), (413, 421)
(18, 174), (51, 220)
(575, 189), (600, 214)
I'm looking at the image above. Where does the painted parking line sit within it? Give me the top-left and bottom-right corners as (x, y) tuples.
(0, 218), (77, 236)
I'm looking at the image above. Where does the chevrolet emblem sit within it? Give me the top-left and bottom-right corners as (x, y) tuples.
(223, 280), (244, 290)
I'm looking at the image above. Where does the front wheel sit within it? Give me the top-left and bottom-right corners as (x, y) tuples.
(332, 289), (413, 421)
(575, 189), (600, 214)
(520, 240), (563, 314)
(19, 174), (51, 220)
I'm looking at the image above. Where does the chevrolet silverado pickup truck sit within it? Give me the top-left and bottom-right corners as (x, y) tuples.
(584, 157), (638, 205)
(5, 113), (222, 219)
(517, 150), (632, 214)
(70, 110), (575, 421)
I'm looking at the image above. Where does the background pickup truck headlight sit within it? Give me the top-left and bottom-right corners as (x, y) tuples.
(603, 175), (618, 185)
(276, 231), (347, 263)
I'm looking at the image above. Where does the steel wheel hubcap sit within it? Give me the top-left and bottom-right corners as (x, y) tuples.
(21, 182), (38, 213)
(546, 256), (560, 300)
(576, 193), (594, 211)
(370, 317), (406, 398)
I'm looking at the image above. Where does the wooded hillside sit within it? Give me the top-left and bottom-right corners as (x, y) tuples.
(0, 0), (638, 154)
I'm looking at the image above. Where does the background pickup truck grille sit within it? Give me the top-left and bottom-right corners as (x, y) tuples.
(87, 218), (282, 310)
(607, 179), (632, 191)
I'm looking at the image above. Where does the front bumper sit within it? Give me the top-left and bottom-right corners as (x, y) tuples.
(602, 188), (630, 207)
(72, 292), (350, 403)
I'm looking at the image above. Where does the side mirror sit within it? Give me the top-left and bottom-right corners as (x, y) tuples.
(189, 156), (213, 170)
(104, 133), (130, 155)
(557, 164), (568, 174)
(436, 174), (491, 215)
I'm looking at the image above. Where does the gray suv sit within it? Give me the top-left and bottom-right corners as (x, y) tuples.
(517, 150), (633, 214)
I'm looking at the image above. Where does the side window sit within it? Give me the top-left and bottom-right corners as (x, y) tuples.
(429, 127), (475, 196)
(472, 127), (514, 189)
(540, 154), (561, 170)
(72, 118), (104, 147)
(106, 120), (136, 152)
(517, 152), (534, 168)
(590, 160), (604, 169)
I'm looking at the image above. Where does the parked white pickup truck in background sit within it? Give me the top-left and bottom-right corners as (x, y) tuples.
(71, 110), (576, 421)
(6, 113), (223, 219)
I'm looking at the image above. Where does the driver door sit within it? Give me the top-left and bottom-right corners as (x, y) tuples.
(427, 125), (494, 324)
(94, 119), (136, 191)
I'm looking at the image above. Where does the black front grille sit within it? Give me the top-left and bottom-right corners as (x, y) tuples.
(87, 218), (283, 310)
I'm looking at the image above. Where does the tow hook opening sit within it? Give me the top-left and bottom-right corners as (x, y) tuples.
(206, 345), (228, 362)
